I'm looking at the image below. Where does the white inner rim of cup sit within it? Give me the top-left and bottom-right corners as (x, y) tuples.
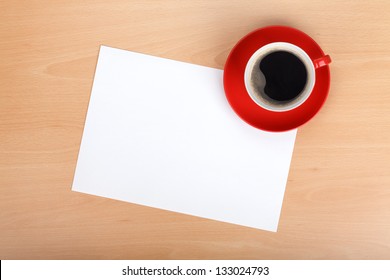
(244, 42), (315, 112)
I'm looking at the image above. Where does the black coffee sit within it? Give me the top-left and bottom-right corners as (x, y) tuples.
(259, 51), (307, 102)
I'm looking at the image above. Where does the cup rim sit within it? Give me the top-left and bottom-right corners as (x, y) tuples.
(244, 42), (316, 112)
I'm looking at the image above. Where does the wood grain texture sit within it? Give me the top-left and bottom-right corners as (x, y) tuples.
(1, 0), (390, 259)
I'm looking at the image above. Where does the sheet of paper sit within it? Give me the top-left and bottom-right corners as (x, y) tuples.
(72, 46), (297, 231)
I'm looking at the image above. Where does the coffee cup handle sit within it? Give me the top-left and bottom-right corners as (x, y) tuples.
(313, 55), (331, 69)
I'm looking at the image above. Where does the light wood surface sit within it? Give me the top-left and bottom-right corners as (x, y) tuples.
(1, 0), (390, 259)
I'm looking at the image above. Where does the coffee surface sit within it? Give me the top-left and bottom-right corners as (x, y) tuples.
(259, 51), (307, 102)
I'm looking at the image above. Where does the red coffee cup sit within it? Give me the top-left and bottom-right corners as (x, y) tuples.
(224, 26), (331, 132)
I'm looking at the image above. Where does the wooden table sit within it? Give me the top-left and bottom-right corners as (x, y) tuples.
(1, 0), (390, 259)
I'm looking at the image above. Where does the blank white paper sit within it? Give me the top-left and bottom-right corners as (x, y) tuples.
(72, 45), (297, 231)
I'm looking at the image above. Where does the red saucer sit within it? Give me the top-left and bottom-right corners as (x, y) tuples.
(223, 26), (331, 132)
